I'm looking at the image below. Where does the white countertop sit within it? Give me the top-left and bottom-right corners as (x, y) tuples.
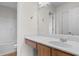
(24, 35), (79, 56)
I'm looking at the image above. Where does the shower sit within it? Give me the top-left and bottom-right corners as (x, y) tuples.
(0, 2), (17, 56)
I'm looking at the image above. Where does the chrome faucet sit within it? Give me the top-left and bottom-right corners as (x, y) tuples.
(60, 38), (67, 42)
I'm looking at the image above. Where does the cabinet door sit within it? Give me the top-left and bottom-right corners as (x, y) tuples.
(51, 48), (56, 56)
(37, 44), (51, 56)
(51, 48), (73, 56)
(55, 49), (72, 56)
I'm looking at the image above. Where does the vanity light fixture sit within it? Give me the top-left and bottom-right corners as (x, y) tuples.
(38, 2), (50, 8)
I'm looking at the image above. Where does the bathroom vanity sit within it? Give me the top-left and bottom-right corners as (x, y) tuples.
(17, 2), (79, 56)
(25, 36), (79, 56)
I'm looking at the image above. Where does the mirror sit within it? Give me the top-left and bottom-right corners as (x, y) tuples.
(38, 2), (79, 36)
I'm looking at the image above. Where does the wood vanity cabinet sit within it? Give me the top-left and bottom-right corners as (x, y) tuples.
(37, 44), (51, 56)
(25, 39), (74, 56)
(37, 44), (73, 56)
(25, 39), (37, 48)
(51, 48), (56, 56)
(51, 48), (73, 56)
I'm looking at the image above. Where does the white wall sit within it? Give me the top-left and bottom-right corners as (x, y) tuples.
(38, 5), (55, 36)
(17, 2), (38, 56)
(0, 5), (17, 44)
(69, 7), (79, 35)
(55, 2), (79, 35)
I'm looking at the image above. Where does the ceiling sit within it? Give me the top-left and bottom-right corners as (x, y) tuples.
(0, 2), (17, 9)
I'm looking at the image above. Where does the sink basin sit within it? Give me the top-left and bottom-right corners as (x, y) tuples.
(49, 41), (72, 47)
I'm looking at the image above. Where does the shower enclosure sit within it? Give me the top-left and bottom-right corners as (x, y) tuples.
(0, 2), (17, 56)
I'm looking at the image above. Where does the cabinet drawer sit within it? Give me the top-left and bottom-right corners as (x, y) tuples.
(25, 39), (37, 48)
